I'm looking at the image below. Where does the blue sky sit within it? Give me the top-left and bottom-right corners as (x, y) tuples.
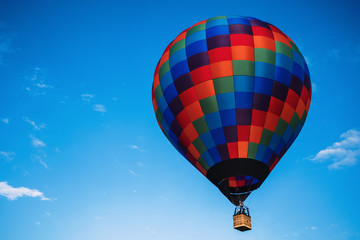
(1, 0), (360, 239)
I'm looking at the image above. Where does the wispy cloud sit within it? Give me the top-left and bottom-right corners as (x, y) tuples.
(30, 135), (46, 148)
(1, 118), (9, 124)
(23, 117), (45, 130)
(81, 93), (94, 102)
(93, 104), (106, 113)
(128, 144), (144, 152)
(128, 169), (139, 176)
(0, 151), (15, 161)
(309, 129), (360, 169)
(25, 67), (53, 95)
(0, 182), (49, 200)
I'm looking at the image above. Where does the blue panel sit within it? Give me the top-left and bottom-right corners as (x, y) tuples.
(292, 51), (304, 69)
(168, 129), (178, 145)
(216, 93), (235, 110)
(219, 109), (236, 126)
(163, 84), (178, 103)
(206, 18), (228, 28)
(235, 92), (253, 108)
(206, 25), (229, 38)
(268, 133), (281, 151)
(201, 151), (216, 167)
(274, 66), (291, 86)
(205, 111), (222, 130)
(186, 30), (206, 46)
(157, 96), (168, 113)
(208, 147), (222, 163)
(263, 148), (274, 163)
(227, 17), (251, 25)
(211, 128), (226, 145)
(282, 125), (293, 144)
(170, 60), (189, 80)
(169, 48), (187, 68)
(255, 62), (275, 79)
(186, 40), (208, 57)
(163, 108), (175, 125)
(255, 144), (268, 161)
(234, 76), (254, 92)
(200, 131), (216, 149)
(254, 77), (273, 95)
(160, 71), (174, 90)
(161, 119), (170, 134)
(275, 53), (293, 72)
(275, 139), (286, 155)
(292, 62), (305, 82)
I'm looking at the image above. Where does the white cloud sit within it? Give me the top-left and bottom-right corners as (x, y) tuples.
(1, 118), (9, 124)
(23, 117), (45, 130)
(309, 129), (360, 169)
(81, 93), (94, 102)
(128, 144), (144, 152)
(93, 104), (106, 113)
(0, 182), (49, 200)
(25, 67), (53, 95)
(30, 135), (46, 147)
(0, 151), (15, 161)
(128, 169), (139, 176)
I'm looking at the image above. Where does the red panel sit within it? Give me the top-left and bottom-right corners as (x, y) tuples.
(208, 47), (232, 63)
(264, 113), (280, 131)
(251, 109), (267, 127)
(286, 89), (300, 109)
(252, 26), (274, 38)
(179, 87), (198, 107)
(190, 65), (212, 85)
(268, 97), (285, 116)
(237, 126), (251, 141)
(179, 131), (191, 148)
(227, 142), (238, 159)
(176, 109), (191, 129)
(230, 34), (254, 47)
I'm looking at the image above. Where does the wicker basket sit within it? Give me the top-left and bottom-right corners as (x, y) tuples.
(233, 213), (252, 231)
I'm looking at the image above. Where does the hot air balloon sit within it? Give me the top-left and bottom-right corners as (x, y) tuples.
(151, 16), (311, 231)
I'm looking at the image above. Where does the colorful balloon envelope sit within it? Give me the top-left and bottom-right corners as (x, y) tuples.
(152, 16), (311, 205)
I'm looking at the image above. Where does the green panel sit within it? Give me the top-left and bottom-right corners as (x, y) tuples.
(255, 48), (276, 65)
(192, 117), (210, 135)
(233, 60), (255, 76)
(300, 110), (307, 125)
(159, 61), (170, 79)
(289, 112), (301, 130)
(248, 142), (259, 159)
(260, 128), (273, 146)
(169, 39), (186, 56)
(199, 96), (219, 115)
(154, 85), (163, 101)
(213, 76), (235, 94)
(193, 137), (207, 154)
(275, 41), (293, 59)
(275, 118), (288, 137)
(197, 157), (210, 171)
(187, 24), (206, 36)
(290, 41), (301, 55)
(208, 16), (227, 21)
(155, 109), (163, 124)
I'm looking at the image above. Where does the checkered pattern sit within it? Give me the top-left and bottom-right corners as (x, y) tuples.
(152, 16), (311, 189)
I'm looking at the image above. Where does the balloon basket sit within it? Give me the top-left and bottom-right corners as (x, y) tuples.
(233, 214), (252, 231)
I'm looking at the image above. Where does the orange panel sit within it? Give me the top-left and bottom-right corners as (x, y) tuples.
(187, 143), (201, 160)
(253, 36), (276, 51)
(194, 80), (216, 100)
(280, 103), (295, 123)
(238, 141), (249, 158)
(210, 61), (233, 79)
(249, 126), (263, 144)
(295, 99), (306, 119)
(159, 50), (170, 66)
(183, 124), (199, 142)
(185, 102), (203, 121)
(272, 32), (291, 47)
(264, 112), (279, 131)
(231, 46), (254, 61)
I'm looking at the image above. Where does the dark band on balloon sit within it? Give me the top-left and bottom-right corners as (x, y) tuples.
(206, 158), (270, 186)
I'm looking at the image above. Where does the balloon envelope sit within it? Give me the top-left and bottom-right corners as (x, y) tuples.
(152, 16), (311, 205)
